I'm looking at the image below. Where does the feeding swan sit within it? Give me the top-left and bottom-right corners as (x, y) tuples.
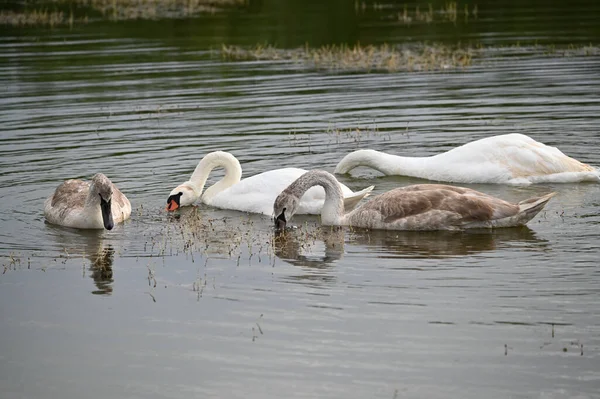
(44, 173), (131, 230)
(166, 151), (374, 215)
(274, 170), (555, 231)
(334, 134), (599, 185)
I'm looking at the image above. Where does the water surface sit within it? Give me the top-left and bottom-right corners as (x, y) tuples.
(1, 2), (599, 398)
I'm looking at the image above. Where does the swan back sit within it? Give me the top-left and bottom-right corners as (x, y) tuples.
(345, 183), (554, 230)
(434, 134), (596, 182)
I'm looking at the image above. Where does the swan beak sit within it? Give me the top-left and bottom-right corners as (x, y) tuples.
(166, 193), (182, 211)
(166, 199), (179, 211)
(275, 208), (286, 230)
(100, 197), (114, 230)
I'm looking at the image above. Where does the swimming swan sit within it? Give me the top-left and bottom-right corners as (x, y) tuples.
(273, 170), (555, 231)
(44, 173), (131, 230)
(334, 134), (599, 185)
(166, 151), (374, 215)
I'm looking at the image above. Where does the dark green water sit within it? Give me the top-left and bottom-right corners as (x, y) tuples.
(1, 1), (599, 398)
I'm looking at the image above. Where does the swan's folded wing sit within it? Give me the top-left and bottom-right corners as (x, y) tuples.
(111, 185), (132, 222)
(50, 180), (89, 208)
(362, 187), (518, 224)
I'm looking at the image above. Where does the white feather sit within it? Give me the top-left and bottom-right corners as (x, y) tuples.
(168, 151), (373, 215)
(334, 134), (599, 185)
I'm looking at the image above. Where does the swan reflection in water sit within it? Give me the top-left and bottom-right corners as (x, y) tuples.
(46, 227), (116, 295)
(274, 219), (548, 267)
(87, 244), (114, 295)
(273, 226), (346, 286)
(347, 225), (548, 258)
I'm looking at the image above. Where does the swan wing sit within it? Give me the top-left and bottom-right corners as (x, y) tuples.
(347, 184), (551, 230)
(49, 179), (89, 208)
(435, 134), (596, 182)
(44, 180), (90, 224)
(341, 185), (374, 211)
(110, 183), (132, 223)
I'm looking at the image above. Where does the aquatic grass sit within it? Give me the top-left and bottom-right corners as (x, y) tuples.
(324, 122), (397, 145)
(84, 0), (246, 21)
(359, 2), (478, 26)
(1, 0), (246, 26)
(221, 43), (475, 73)
(221, 42), (600, 73)
(0, 9), (72, 27)
(145, 205), (337, 273)
(441, 1), (458, 24)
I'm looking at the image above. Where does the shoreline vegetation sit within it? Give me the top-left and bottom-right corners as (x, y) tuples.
(1, 1), (476, 26)
(0, 0), (247, 26)
(1, 1), (597, 74)
(1, 1), (479, 27)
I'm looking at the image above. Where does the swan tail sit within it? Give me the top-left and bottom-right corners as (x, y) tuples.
(462, 192), (556, 229)
(343, 185), (375, 211)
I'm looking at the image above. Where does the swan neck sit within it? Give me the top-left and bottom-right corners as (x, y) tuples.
(193, 152), (242, 202)
(85, 188), (99, 210)
(292, 171), (344, 225)
(85, 180), (103, 209)
(337, 149), (426, 176)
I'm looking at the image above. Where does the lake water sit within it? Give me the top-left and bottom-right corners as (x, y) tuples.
(1, 1), (599, 398)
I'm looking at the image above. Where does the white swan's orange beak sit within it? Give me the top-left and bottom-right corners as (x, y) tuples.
(166, 199), (179, 211)
(166, 192), (183, 211)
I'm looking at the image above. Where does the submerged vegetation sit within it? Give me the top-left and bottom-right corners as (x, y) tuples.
(390, 2), (478, 25)
(1, 0), (479, 26)
(221, 43), (475, 73)
(0, 9), (73, 27)
(0, 0), (246, 26)
(220, 42), (600, 73)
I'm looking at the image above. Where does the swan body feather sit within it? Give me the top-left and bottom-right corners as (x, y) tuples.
(274, 170), (555, 231)
(44, 173), (131, 230)
(334, 134), (599, 185)
(167, 151), (374, 215)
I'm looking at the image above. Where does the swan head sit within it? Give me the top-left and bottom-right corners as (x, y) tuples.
(166, 183), (198, 211)
(90, 173), (114, 230)
(273, 191), (300, 230)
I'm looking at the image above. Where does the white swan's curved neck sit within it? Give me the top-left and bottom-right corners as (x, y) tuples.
(287, 171), (345, 225)
(188, 152), (242, 201)
(337, 149), (426, 176)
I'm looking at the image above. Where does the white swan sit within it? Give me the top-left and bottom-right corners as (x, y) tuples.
(273, 170), (555, 231)
(334, 134), (599, 185)
(44, 173), (131, 230)
(166, 151), (374, 215)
